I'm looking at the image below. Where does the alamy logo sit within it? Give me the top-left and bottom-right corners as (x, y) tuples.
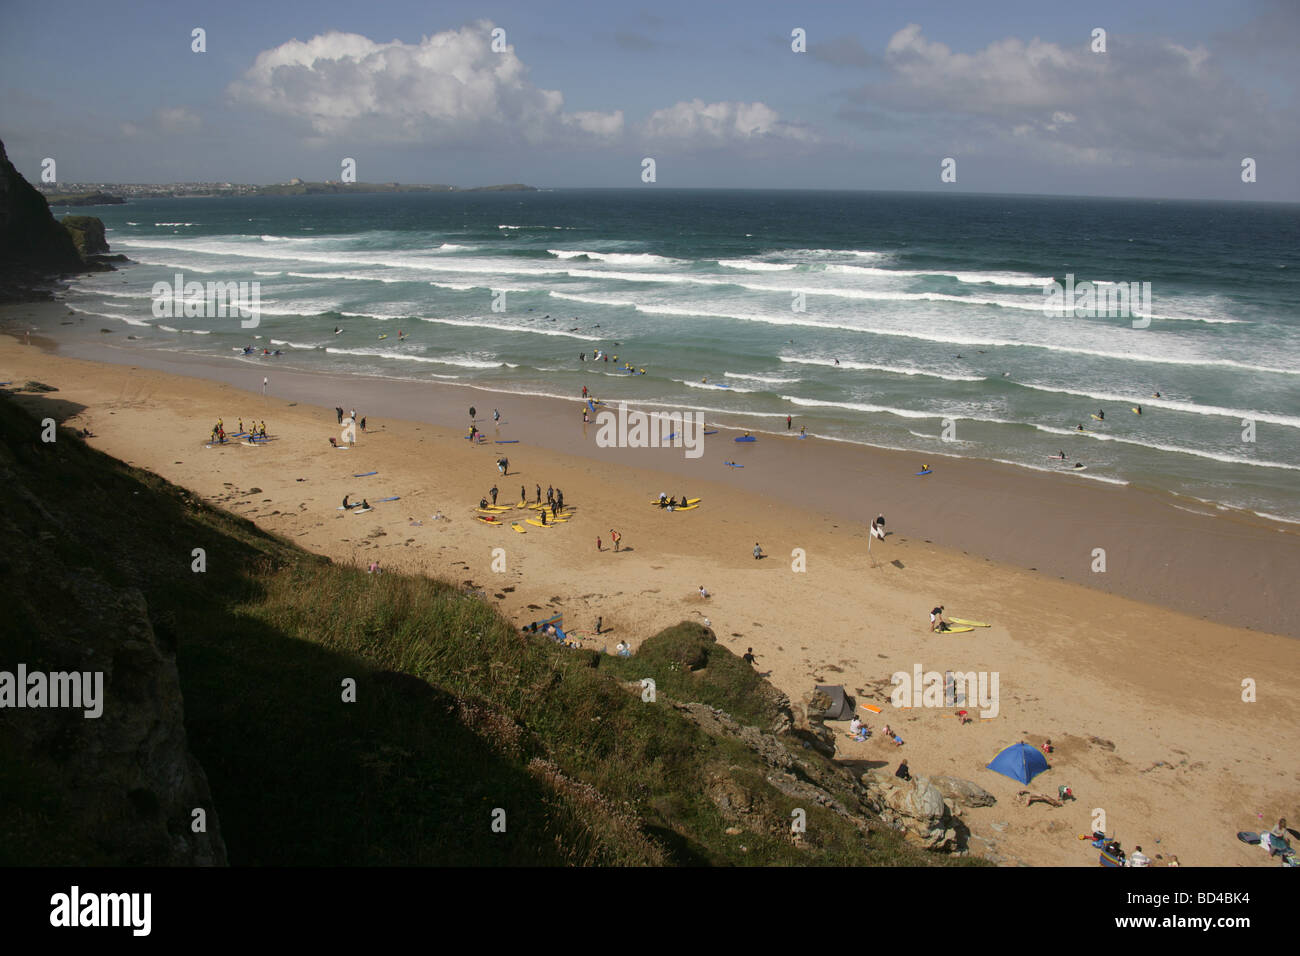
(594, 402), (705, 459)
(1043, 273), (1152, 328)
(151, 272), (261, 328)
(0, 665), (104, 718)
(50, 886), (151, 936)
(891, 664), (999, 718)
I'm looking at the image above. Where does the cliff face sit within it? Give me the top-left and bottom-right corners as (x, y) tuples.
(0, 137), (84, 278)
(0, 397), (227, 865)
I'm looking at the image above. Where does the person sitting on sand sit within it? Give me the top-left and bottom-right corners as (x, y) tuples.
(930, 605), (950, 632)
(360, 499), (369, 510)
(659, 496), (668, 509)
(342, 494), (352, 509)
(849, 717), (870, 742)
(615, 641), (630, 657)
(699, 585), (710, 599)
(895, 760), (910, 781)
(329, 436), (339, 447)
(1042, 738), (1054, 754)
(480, 497), (489, 510)
(872, 514), (886, 540)
(1266, 818), (1292, 856)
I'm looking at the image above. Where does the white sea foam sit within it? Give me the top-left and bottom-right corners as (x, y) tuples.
(1015, 382), (1300, 429)
(716, 259), (799, 272)
(778, 355), (984, 382)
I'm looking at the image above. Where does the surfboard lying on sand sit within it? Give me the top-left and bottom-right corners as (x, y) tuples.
(734, 436), (756, 442)
(861, 704), (883, 714)
(725, 462), (743, 468)
(673, 504), (700, 511)
(495, 439), (519, 443)
(915, 469), (933, 476)
(353, 471), (378, 477)
(948, 618), (990, 628)
(476, 515), (502, 524)
(940, 626), (975, 633)
(649, 498), (701, 506)
(525, 518), (550, 527)
(704, 430), (718, 435)
(511, 523), (526, 533)
(375, 496), (401, 502)
(352, 507), (372, 514)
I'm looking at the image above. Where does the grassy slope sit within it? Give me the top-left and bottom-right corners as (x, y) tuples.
(1, 393), (970, 866)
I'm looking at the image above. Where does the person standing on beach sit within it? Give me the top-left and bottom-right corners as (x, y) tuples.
(753, 543), (764, 560)
(336, 406), (344, 424)
(610, 529), (621, 552)
(493, 409), (500, 423)
(490, 485), (498, 505)
(360, 417), (367, 432)
(556, 489), (564, 511)
(595, 616), (603, 635)
(742, 647), (756, 666)
(536, 484), (541, 504)
(786, 415), (792, 430)
(596, 536), (602, 552)
(520, 485), (526, 505)
(582, 385), (588, 398)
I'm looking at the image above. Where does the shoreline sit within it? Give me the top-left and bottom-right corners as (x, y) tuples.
(7, 299), (1297, 638)
(3, 303), (1299, 867)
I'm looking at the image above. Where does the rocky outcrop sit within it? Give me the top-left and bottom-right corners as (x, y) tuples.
(0, 136), (112, 301)
(793, 687), (838, 756)
(861, 771), (960, 851)
(61, 215), (109, 256)
(929, 774), (997, 808)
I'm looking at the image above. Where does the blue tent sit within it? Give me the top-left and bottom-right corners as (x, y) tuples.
(986, 742), (1050, 784)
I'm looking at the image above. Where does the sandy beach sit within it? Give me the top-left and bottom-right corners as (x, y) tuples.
(3, 301), (1298, 867)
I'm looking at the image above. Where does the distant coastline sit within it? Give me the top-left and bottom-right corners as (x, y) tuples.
(37, 181), (537, 202)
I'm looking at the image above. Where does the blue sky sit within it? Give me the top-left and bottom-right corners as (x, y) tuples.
(1, 0), (1296, 200)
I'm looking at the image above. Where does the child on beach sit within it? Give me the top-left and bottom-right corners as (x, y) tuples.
(753, 543), (764, 560)
(699, 585), (710, 599)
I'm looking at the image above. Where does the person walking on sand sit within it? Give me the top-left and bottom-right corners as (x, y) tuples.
(535, 484), (541, 504)
(753, 542), (764, 560)
(596, 536), (602, 552)
(742, 647), (757, 666)
(786, 415), (792, 430)
(582, 385), (588, 398)
(520, 485), (526, 505)
(490, 485), (498, 505)
(493, 409), (500, 423)
(610, 529), (622, 552)
(556, 489), (564, 511)
(595, 616), (603, 635)
(360, 416), (367, 432)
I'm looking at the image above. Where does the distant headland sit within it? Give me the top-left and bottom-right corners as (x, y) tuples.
(37, 180), (538, 203)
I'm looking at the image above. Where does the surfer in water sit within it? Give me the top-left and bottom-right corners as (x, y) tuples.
(1077, 424), (1085, 431)
(1097, 410), (1105, 420)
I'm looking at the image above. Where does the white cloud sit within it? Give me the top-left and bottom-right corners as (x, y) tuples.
(857, 24), (1286, 162)
(228, 23), (623, 146)
(642, 99), (814, 145)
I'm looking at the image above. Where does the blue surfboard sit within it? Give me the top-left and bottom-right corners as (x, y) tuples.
(353, 471), (378, 477)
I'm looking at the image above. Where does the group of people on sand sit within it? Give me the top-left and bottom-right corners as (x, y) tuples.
(341, 494), (370, 511)
(657, 491), (691, 510)
(210, 417), (267, 444)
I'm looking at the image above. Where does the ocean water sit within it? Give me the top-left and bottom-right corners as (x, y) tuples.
(62, 189), (1300, 521)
